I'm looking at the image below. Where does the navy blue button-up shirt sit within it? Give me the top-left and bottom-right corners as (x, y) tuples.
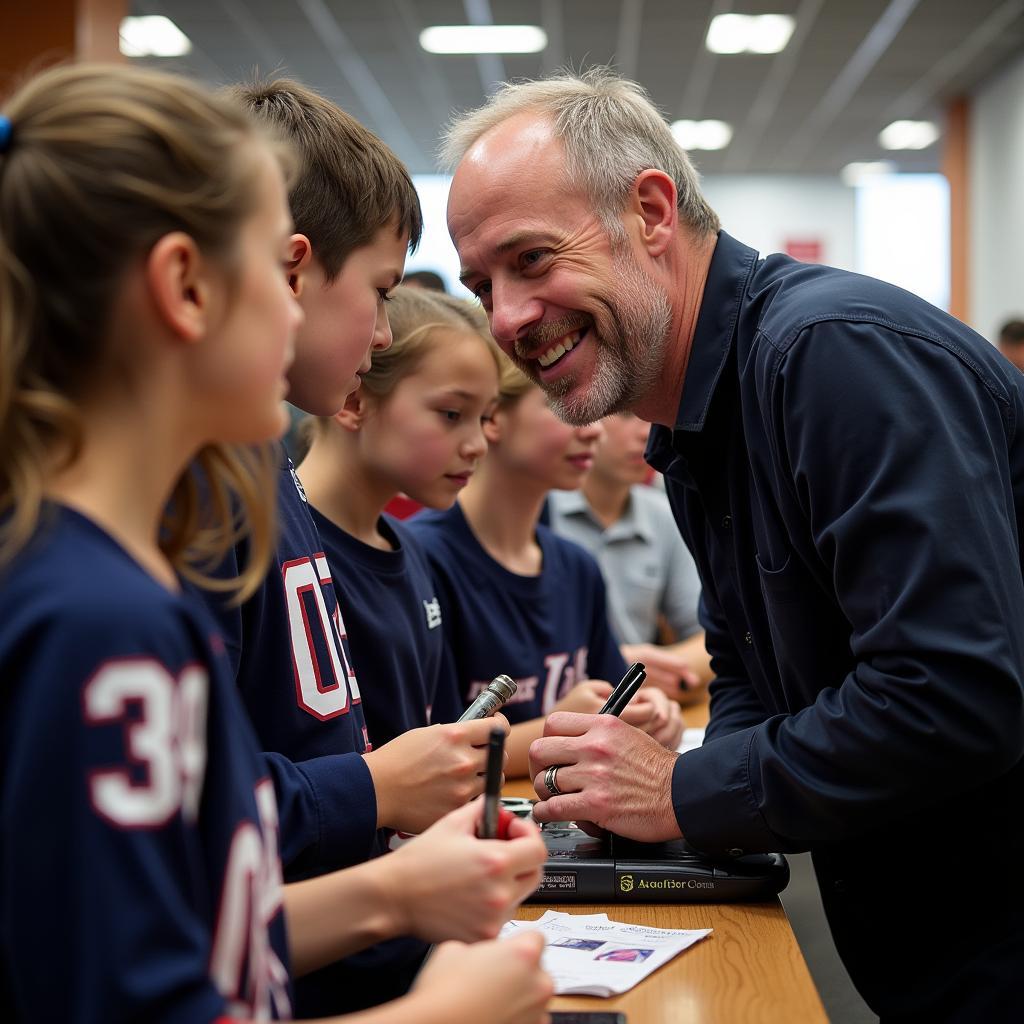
(649, 233), (1024, 858)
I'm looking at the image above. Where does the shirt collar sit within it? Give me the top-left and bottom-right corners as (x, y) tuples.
(552, 488), (590, 518)
(617, 490), (655, 543)
(646, 231), (758, 471)
(553, 488), (654, 543)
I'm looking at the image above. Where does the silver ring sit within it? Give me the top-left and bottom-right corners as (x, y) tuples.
(543, 765), (563, 797)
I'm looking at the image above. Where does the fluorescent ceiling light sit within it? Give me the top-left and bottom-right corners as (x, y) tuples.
(119, 16), (192, 57)
(840, 160), (896, 187)
(706, 13), (795, 54)
(420, 25), (547, 54)
(671, 119), (733, 151)
(878, 120), (940, 150)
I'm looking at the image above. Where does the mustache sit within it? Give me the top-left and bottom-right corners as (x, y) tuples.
(515, 314), (591, 360)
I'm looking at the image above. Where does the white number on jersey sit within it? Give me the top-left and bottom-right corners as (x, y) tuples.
(83, 659), (208, 828)
(282, 554), (362, 720)
(210, 779), (291, 1020)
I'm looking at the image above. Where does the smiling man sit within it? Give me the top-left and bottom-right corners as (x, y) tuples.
(443, 69), (1024, 1022)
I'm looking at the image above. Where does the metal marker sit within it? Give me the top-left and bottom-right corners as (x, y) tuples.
(458, 673), (518, 722)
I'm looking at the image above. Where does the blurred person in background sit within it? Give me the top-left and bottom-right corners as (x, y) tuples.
(548, 411), (711, 703)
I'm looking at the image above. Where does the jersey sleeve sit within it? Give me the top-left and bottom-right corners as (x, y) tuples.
(3, 615), (236, 1023)
(264, 749), (378, 875)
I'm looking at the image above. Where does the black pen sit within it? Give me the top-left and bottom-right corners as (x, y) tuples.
(480, 727), (505, 839)
(538, 663), (648, 800)
(598, 661), (647, 716)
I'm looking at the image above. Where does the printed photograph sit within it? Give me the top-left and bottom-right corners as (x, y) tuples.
(594, 947), (655, 963)
(551, 938), (606, 952)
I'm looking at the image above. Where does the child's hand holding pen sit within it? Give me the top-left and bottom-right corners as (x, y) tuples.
(385, 795), (546, 944)
(480, 727), (510, 839)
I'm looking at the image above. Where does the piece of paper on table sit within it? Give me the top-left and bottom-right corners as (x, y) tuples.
(502, 910), (711, 997)
(677, 727), (705, 754)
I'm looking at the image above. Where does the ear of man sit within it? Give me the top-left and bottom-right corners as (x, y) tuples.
(629, 169), (678, 259)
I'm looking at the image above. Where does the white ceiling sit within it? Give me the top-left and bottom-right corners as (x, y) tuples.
(129, 0), (1024, 176)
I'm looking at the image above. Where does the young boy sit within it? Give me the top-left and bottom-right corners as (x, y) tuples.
(200, 79), (502, 1016)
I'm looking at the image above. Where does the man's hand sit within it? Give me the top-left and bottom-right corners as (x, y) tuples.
(383, 799), (546, 944)
(363, 715), (510, 834)
(622, 642), (700, 697)
(528, 712), (682, 842)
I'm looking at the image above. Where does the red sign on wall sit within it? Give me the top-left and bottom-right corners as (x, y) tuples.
(784, 238), (824, 263)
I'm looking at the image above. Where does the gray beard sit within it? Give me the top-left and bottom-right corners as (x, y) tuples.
(545, 252), (672, 426)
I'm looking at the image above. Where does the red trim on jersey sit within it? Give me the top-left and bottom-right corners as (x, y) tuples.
(282, 555), (351, 721)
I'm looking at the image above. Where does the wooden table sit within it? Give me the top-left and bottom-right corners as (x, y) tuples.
(508, 698), (826, 1023)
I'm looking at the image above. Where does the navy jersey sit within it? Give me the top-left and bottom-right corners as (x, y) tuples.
(1, 507), (291, 1023)
(310, 508), (462, 744)
(199, 454), (425, 1016)
(408, 502), (627, 723)
(199, 452), (378, 876)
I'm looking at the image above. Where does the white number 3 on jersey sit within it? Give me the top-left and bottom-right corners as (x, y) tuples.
(83, 659), (207, 828)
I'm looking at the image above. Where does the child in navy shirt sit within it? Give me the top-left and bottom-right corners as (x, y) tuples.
(200, 79), (522, 1016)
(0, 63), (298, 1022)
(0, 63), (551, 1024)
(298, 287), (502, 746)
(410, 352), (684, 776)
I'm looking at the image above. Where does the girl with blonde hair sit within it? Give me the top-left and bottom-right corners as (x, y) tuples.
(297, 285), (503, 745)
(410, 350), (684, 776)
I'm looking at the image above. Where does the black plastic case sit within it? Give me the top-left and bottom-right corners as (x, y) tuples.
(528, 817), (789, 903)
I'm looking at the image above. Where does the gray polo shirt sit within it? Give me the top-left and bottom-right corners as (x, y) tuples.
(548, 486), (702, 645)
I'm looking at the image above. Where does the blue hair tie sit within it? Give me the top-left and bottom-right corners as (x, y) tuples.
(0, 115), (12, 153)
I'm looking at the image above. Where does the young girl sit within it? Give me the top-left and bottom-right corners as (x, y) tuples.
(0, 64), (548, 1024)
(409, 350), (685, 776)
(297, 287), (501, 746)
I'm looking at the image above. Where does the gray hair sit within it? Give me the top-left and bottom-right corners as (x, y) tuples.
(440, 67), (720, 237)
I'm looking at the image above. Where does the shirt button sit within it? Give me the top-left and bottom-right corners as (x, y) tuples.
(721, 514), (732, 530)
(743, 631), (753, 646)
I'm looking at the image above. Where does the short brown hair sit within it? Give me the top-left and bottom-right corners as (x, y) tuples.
(358, 288), (499, 402)
(999, 319), (1024, 347)
(232, 77), (422, 279)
